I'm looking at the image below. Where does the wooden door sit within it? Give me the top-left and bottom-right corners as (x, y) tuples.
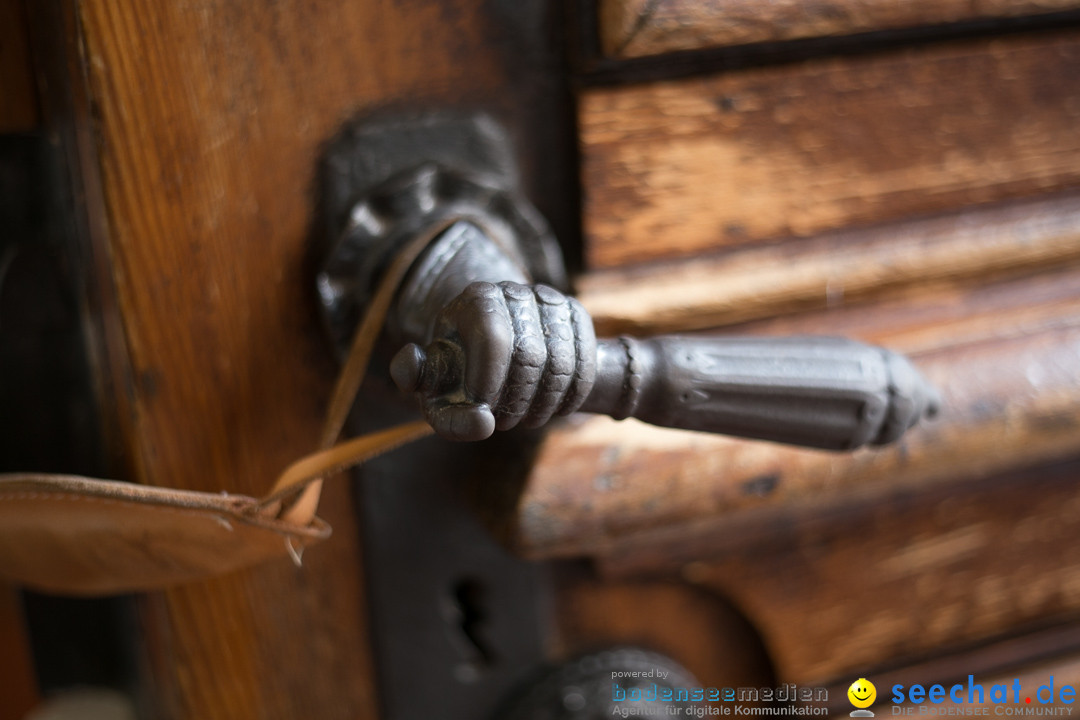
(5, 1), (1080, 719)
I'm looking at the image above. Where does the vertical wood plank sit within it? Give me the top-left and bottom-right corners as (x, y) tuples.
(598, 0), (1080, 58)
(64, 1), (573, 717)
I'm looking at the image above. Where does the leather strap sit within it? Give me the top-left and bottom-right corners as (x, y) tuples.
(266, 219), (451, 525)
(0, 221), (450, 595)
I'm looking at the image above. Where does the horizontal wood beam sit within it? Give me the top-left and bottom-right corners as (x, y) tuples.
(580, 31), (1080, 268)
(499, 264), (1080, 560)
(578, 192), (1080, 336)
(599, 0), (1080, 59)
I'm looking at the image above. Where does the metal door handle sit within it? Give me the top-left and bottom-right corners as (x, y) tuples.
(316, 114), (939, 450)
(391, 295), (938, 448)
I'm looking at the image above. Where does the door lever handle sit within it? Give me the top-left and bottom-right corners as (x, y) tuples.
(389, 276), (938, 448)
(316, 114), (939, 450)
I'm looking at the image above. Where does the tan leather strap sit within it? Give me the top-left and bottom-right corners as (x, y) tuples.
(258, 421), (433, 514)
(0, 219), (450, 595)
(0, 473), (331, 595)
(267, 218), (453, 525)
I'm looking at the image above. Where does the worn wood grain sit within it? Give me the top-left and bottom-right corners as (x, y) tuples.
(578, 192), (1080, 336)
(581, 31), (1080, 268)
(599, 0), (1080, 58)
(496, 264), (1080, 560)
(58, 1), (572, 718)
(599, 460), (1080, 684)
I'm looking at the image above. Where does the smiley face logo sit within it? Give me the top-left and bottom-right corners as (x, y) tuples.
(848, 678), (877, 709)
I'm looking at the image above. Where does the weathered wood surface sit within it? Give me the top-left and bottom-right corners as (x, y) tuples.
(499, 263), (1080, 560)
(598, 460), (1080, 685)
(599, 0), (1080, 58)
(51, 1), (573, 718)
(581, 31), (1080, 268)
(578, 192), (1080, 336)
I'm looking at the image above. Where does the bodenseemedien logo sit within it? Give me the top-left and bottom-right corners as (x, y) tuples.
(849, 679), (877, 717)
(609, 680), (830, 716)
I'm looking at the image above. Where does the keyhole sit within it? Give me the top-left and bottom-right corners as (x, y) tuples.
(448, 577), (496, 683)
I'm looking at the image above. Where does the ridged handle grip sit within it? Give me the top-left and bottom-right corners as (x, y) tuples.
(580, 335), (939, 450)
